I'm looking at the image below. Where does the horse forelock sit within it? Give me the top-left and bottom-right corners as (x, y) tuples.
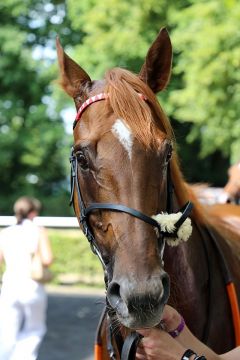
(104, 67), (173, 150)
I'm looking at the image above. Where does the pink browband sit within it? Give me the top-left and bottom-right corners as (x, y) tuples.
(73, 92), (147, 129)
(75, 92), (108, 122)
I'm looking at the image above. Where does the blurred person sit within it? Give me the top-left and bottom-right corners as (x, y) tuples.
(192, 162), (240, 205)
(136, 305), (240, 360)
(223, 162), (240, 204)
(0, 197), (53, 360)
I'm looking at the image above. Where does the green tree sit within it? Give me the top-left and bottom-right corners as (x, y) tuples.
(169, 0), (240, 164)
(66, 0), (185, 79)
(65, 0), (238, 184)
(0, 0), (77, 215)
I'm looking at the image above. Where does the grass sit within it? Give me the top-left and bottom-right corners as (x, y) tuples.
(47, 228), (104, 287)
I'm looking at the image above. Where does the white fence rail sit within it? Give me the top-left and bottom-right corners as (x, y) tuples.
(0, 187), (233, 228)
(0, 216), (79, 228)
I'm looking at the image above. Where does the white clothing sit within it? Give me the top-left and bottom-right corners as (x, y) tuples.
(0, 219), (47, 360)
(0, 219), (39, 282)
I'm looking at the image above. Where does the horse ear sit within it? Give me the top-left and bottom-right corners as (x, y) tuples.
(56, 37), (91, 98)
(139, 28), (172, 93)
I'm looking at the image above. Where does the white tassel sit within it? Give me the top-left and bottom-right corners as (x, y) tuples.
(152, 212), (192, 246)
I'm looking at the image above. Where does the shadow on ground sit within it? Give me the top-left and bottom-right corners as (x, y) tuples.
(38, 290), (105, 360)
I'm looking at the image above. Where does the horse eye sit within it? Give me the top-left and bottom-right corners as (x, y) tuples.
(165, 145), (173, 164)
(76, 151), (89, 170)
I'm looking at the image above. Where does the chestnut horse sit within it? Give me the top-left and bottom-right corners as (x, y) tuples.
(57, 29), (240, 359)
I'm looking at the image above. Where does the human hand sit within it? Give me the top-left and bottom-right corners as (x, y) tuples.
(136, 305), (187, 360)
(159, 304), (183, 333)
(136, 327), (186, 360)
(136, 305), (219, 360)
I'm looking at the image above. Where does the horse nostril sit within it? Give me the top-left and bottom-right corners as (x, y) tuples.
(107, 281), (121, 309)
(161, 273), (170, 304)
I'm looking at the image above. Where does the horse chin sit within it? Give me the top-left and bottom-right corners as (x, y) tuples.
(117, 305), (164, 330)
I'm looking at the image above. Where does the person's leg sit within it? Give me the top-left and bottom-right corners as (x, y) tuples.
(10, 284), (47, 360)
(0, 291), (23, 360)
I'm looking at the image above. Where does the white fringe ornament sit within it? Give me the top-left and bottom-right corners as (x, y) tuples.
(152, 212), (192, 247)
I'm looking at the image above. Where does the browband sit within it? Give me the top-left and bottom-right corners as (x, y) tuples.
(75, 92), (108, 122)
(73, 92), (147, 129)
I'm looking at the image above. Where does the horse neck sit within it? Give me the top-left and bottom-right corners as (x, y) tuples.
(163, 222), (208, 306)
(163, 195), (236, 350)
(163, 193), (211, 337)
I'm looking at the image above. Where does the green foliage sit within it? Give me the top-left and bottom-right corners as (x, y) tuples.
(65, 0), (238, 184)
(67, 0), (183, 78)
(169, 0), (240, 163)
(0, 0), (76, 214)
(1, 0), (239, 205)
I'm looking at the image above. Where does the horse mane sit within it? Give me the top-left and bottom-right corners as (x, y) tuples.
(104, 67), (209, 224)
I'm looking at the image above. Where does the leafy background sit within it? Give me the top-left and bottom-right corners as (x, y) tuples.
(0, 0), (239, 215)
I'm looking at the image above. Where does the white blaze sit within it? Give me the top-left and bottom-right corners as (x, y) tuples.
(111, 119), (133, 159)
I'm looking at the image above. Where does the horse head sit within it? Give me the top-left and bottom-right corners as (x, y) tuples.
(57, 29), (177, 329)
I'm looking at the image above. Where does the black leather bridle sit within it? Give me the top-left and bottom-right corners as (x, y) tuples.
(69, 146), (193, 273)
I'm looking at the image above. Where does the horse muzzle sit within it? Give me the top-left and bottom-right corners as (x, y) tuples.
(107, 271), (170, 329)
